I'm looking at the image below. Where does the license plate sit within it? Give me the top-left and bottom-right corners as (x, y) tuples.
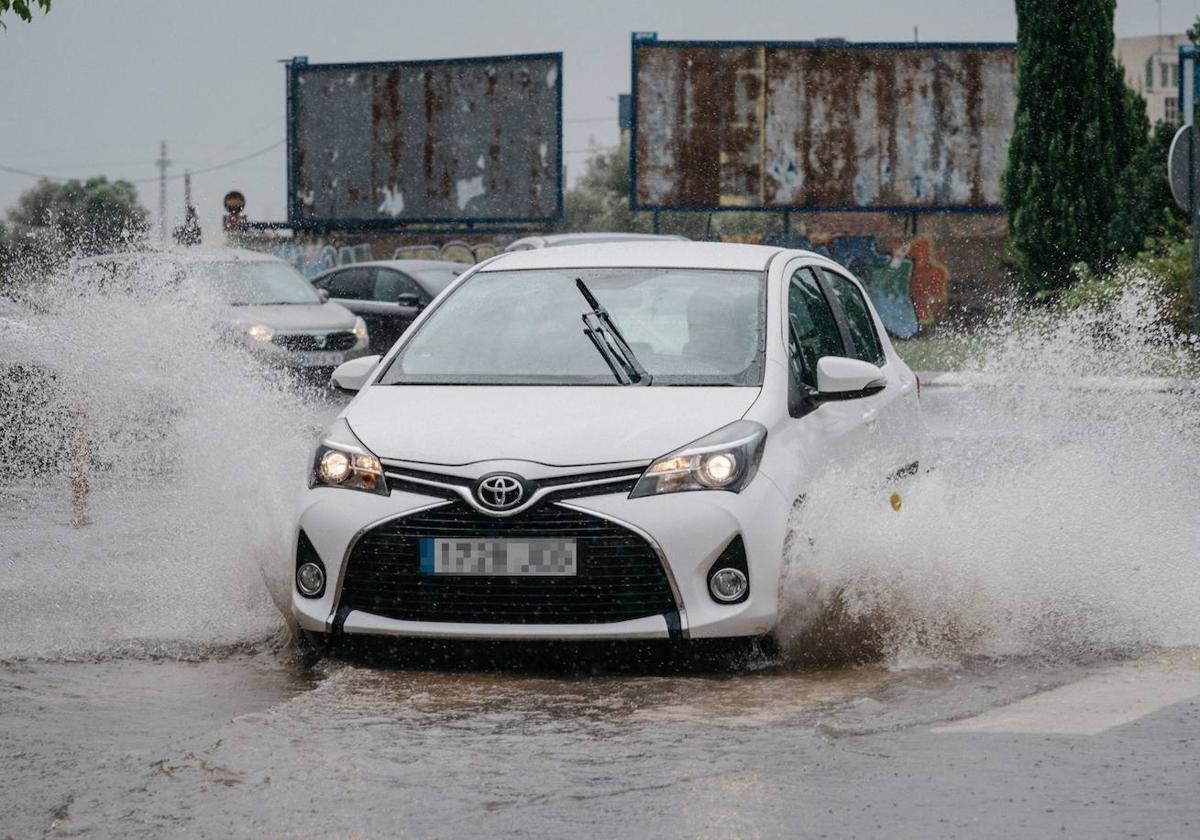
(419, 538), (577, 576)
(293, 351), (345, 367)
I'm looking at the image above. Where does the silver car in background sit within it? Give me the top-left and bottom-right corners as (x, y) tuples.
(75, 248), (371, 375)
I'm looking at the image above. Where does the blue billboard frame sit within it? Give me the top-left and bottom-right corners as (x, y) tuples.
(286, 52), (564, 232)
(628, 34), (1017, 214)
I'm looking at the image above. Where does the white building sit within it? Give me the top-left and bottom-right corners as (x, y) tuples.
(1115, 33), (1188, 126)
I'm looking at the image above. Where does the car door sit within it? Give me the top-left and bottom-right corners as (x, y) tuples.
(369, 269), (428, 351)
(782, 265), (878, 473)
(816, 266), (910, 476)
(313, 267), (374, 318)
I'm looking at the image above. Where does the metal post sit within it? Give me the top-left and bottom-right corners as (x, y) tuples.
(1192, 126), (1199, 334)
(155, 140), (170, 242)
(69, 408), (90, 528)
(652, 210), (660, 234)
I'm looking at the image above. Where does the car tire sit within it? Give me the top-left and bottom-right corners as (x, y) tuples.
(297, 628), (332, 653)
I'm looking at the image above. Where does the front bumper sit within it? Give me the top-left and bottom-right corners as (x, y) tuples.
(248, 331), (370, 370)
(292, 473), (790, 641)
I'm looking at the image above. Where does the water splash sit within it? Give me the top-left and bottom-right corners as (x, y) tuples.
(780, 279), (1200, 666)
(0, 253), (327, 661)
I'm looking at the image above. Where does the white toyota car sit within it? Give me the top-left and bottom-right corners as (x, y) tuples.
(292, 242), (921, 645)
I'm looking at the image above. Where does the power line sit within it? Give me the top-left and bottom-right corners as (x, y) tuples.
(564, 146), (619, 155)
(0, 139), (285, 184)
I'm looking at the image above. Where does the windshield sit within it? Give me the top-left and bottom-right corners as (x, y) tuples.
(379, 268), (764, 386)
(410, 267), (465, 295)
(190, 261), (322, 306)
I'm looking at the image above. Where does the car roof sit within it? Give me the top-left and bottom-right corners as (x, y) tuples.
(318, 259), (472, 274)
(505, 232), (689, 251)
(75, 246), (285, 266)
(482, 241), (801, 272)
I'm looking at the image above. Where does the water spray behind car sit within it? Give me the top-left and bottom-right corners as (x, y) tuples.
(779, 275), (1200, 666)
(0, 248), (327, 660)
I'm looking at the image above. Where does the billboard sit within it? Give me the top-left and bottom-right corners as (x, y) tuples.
(631, 39), (1016, 211)
(287, 53), (562, 228)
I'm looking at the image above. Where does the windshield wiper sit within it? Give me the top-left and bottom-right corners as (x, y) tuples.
(574, 278), (652, 386)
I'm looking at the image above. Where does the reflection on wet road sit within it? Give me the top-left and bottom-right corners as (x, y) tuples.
(3, 647), (1199, 838)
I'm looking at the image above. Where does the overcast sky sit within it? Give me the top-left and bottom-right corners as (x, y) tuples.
(0, 0), (1192, 238)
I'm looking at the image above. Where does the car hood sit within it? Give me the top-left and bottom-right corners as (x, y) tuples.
(225, 302), (356, 332)
(345, 386), (762, 466)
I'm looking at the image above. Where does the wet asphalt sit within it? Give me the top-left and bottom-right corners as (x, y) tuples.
(2, 649), (1198, 839)
(2, 388), (1199, 839)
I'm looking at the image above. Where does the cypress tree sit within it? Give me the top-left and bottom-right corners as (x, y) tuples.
(1004, 0), (1139, 296)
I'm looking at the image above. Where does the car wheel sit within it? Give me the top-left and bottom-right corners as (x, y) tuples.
(297, 628), (332, 653)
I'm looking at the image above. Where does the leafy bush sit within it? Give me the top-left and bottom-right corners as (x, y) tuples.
(1060, 235), (1194, 335)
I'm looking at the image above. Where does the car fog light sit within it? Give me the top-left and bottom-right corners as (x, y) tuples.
(296, 562), (325, 597)
(709, 568), (748, 603)
(319, 450), (352, 483)
(246, 324), (275, 342)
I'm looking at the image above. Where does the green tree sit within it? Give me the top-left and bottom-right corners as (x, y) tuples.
(6, 177), (148, 258)
(1108, 120), (1189, 255)
(562, 137), (786, 240)
(1004, 0), (1142, 296)
(1187, 15), (1200, 46)
(562, 140), (650, 234)
(0, 0), (50, 26)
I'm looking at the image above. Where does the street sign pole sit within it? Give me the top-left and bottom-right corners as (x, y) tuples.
(1193, 129), (1199, 335)
(1178, 46), (1200, 334)
(1168, 122), (1200, 334)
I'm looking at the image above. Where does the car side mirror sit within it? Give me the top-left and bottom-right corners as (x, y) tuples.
(330, 354), (381, 393)
(397, 292), (424, 309)
(316, 288), (330, 303)
(815, 356), (886, 401)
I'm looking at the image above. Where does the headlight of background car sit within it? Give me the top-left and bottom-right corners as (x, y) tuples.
(630, 420), (767, 498)
(352, 317), (368, 341)
(246, 323), (275, 342)
(309, 418), (387, 495)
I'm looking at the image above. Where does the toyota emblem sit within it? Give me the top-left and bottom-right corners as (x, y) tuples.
(474, 473), (526, 510)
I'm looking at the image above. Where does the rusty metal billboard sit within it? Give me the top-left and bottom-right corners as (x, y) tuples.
(631, 39), (1016, 211)
(287, 53), (562, 229)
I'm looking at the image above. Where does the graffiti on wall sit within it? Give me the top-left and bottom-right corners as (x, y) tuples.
(268, 241), (375, 278)
(392, 241), (499, 264)
(264, 238), (499, 278)
(761, 233), (949, 338)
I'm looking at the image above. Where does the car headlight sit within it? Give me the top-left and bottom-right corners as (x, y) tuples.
(246, 324), (275, 342)
(309, 418), (387, 495)
(352, 317), (368, 341)
(630, 420), (767, 498)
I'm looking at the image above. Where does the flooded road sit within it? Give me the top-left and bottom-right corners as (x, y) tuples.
(3, 646), (1198, 838)
(3, 302), (1200, 837)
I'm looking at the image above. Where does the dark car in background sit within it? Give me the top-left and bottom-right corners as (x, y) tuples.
(311, 260), (470, 354)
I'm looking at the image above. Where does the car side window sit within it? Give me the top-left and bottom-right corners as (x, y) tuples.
(787, 268), (844, 390)
(316, 268), (374, 300)
(820, 269), (885, 365)
(373, 269), (425, 303)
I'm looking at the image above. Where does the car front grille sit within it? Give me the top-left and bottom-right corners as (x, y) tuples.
(383, 465), (643, 503)
(338, 502), (677, 625)
(272, 331), (357, 352)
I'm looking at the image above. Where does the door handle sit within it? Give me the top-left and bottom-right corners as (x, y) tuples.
(863, 408), (879, 425)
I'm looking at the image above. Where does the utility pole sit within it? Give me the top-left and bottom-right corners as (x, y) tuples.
(155, 140), (170, 241)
